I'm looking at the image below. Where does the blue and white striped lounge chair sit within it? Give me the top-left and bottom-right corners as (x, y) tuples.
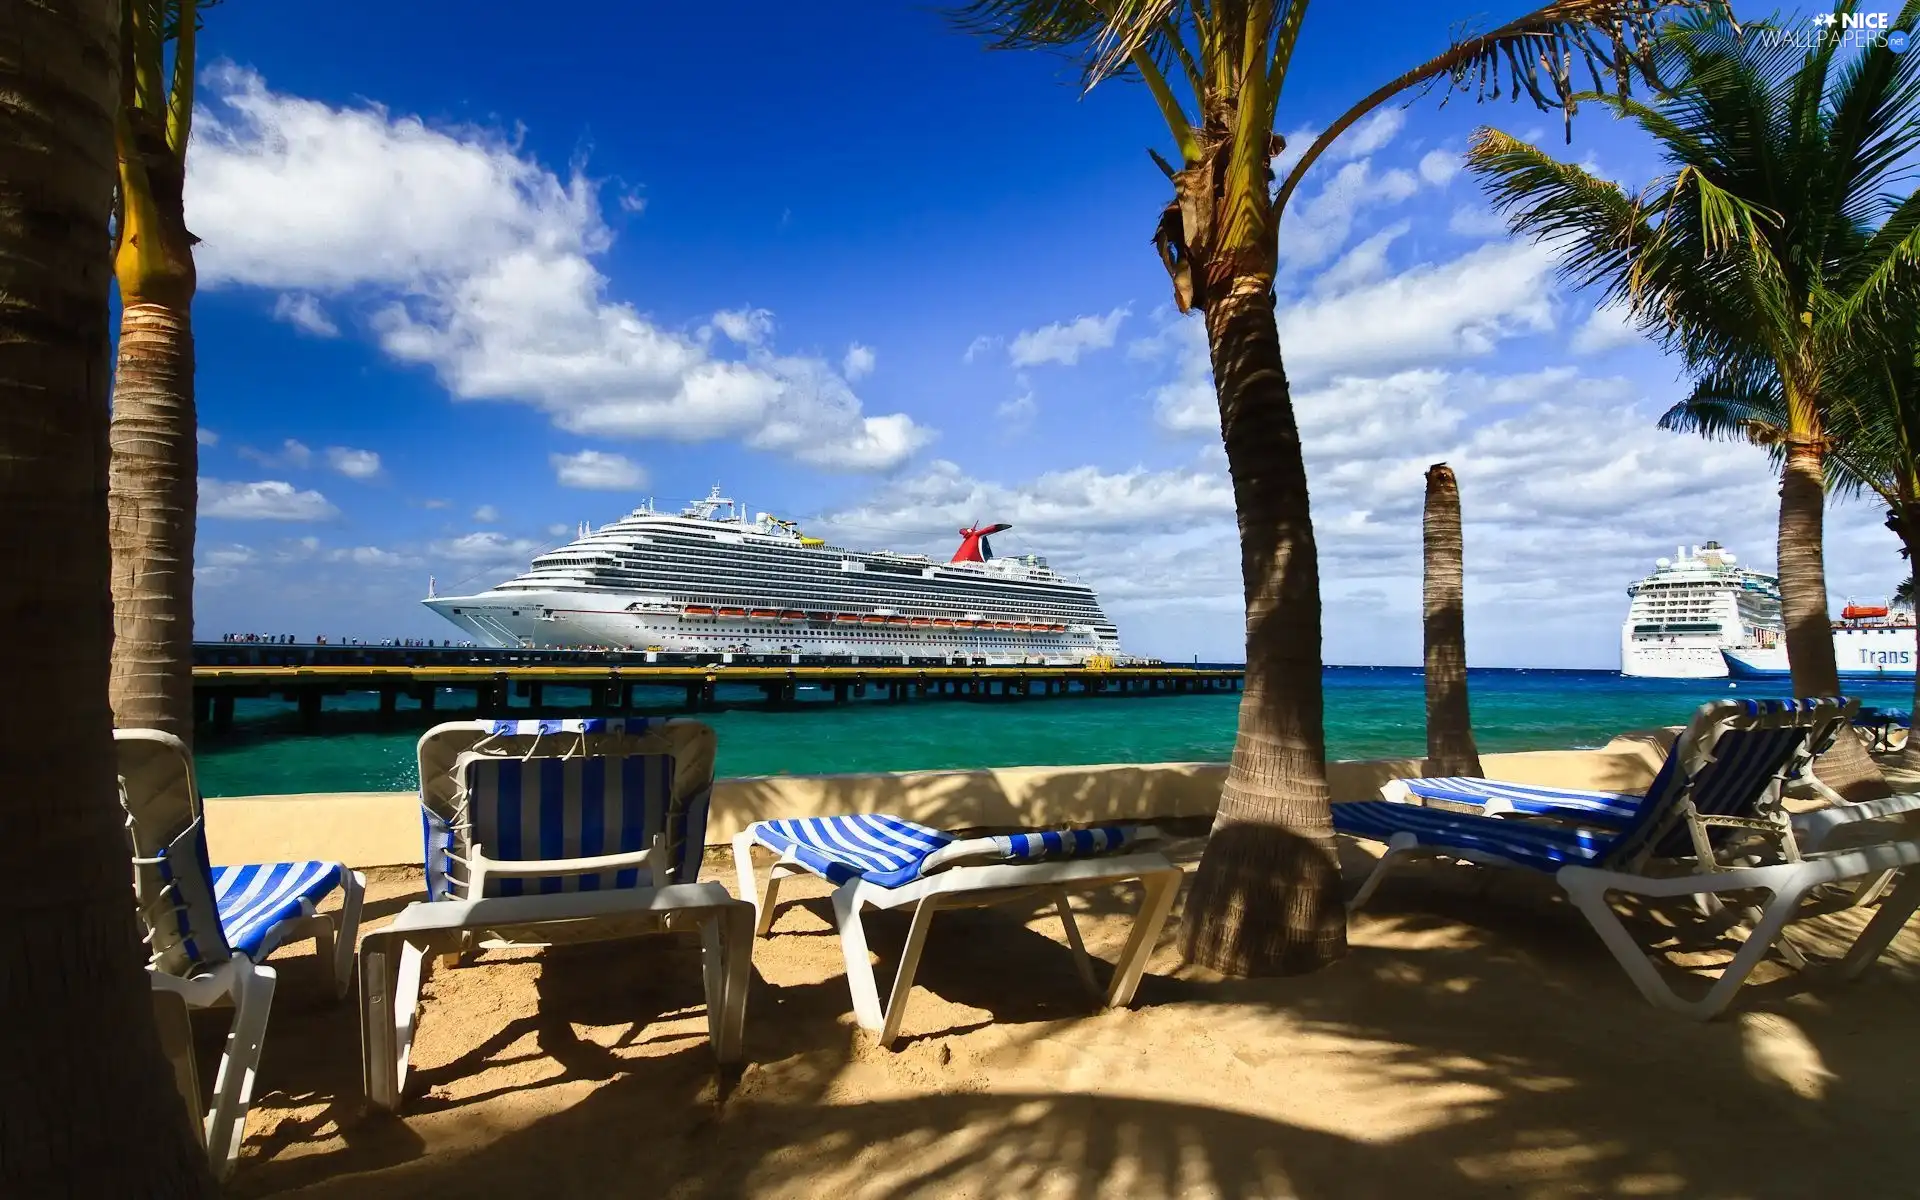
(358, 718), (752, 1112)
(1379, 697), (1920, 858)
(732, 814), (1180, 1046)
(117, 729), (366, 1179)
(1332, 699), (1920, 1019)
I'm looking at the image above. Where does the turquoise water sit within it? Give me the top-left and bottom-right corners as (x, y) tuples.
(192, 666), (1917, 797)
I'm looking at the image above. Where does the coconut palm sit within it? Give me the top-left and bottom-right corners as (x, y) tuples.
(1423, 463), (1483, 777)
(950, 0), (1700, 974)
(0, 0), (215, 1190)
(110, 0), (211, 746)
(1468, 5), (1920, 799)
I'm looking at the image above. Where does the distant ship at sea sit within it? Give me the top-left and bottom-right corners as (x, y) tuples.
(423, 486), (1124, 664)
(1621, 542), (1783, 679)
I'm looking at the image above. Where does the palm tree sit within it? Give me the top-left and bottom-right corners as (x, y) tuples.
(1467, 5), (1920, 800)
(1423, 463), (1483, 777)
(110, 0), (208, 746)
(951, 0), (1701, 974)
(0, 0), (215, 1190)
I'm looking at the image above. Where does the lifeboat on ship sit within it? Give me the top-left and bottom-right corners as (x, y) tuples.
(1843, 604), (1890, 620)
(716, 607), (747, 618)
(1014, 622), (1037, 632)
(991, 621), (1014, 631)
(953, 619), (978, 629)
(909, 617), (932, 628)
(749, 608), (780, 619)
(833, 613), (860, 624)
(887, 615), (911, 626)
(861, 614), (887, 625)
(780, 609), (806, 622)
(931, 618), (955, 628)
(683, 605), (715, 618)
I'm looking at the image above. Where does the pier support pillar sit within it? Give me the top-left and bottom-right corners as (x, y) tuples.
(685, 683), (701, 712)
(420, 687), (436, 713)
(833, 682), (848, 705)
(195, 691), (214, 726)
(378, 689), (397, 723)
(528, 682), (545, 711)
(298, 691), (322, 731)
(212, 694), (234, 733)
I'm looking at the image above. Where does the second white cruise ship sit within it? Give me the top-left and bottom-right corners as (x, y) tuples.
(1620, 542), (1783, 678)
(424, 487), (1124, 664)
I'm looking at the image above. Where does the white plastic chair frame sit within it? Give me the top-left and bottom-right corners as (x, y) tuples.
(118, 728), (365, 1179)
(733, 829), (1181, 1047)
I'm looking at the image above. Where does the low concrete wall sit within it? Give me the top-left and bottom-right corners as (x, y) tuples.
(203, 729), (1679, 870)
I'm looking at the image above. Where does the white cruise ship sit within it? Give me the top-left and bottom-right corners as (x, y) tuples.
(423, 487), (1124, 664)
(1620, 542), (1783, 678)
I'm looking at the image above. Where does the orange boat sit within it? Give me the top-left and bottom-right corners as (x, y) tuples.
(931, 618), (955, 628)
(1844, 604), (1891, 620)
(780, 609), (806, 621)
(887, 616), (911, 626)
(683, 605), (715, 617)
(862, 614), (886, 625)
(991, 621), (1014, 630)
(1014, 622), (1037, 632)
(749, 608), (779, 619)
(909, 617), (932, 628)
(833, 613), (859, 624)
(716, 607), (746, 618)
(954, 619), (978, 629)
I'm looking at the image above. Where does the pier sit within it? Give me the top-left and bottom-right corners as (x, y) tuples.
(190, 644), (1244, 734)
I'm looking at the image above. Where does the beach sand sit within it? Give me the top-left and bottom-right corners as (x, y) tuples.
(216, 822), (1920, 1199)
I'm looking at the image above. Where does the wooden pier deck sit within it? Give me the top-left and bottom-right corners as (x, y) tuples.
(191, 655), (1244, 732)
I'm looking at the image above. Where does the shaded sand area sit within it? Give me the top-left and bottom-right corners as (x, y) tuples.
(208, 821), (1920, 1199)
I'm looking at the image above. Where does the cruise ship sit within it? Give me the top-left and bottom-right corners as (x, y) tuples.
(423, 487), (1124, 664)
(1721, 601), (1918, 679)
(1620, 542), (1783, 678)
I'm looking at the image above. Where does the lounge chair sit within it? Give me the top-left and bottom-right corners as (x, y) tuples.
(1379, 698), (1920, 857)
(117, 729), (366, 1179)
(358, 718), (752, 1111)
(1332, 700), (1920, 1018)
(732, 814), (1181, 1046)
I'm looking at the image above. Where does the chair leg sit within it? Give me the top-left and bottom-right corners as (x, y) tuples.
(360, 933), (430, 1112)
(1052, 888), (1099, 997)
(878, 898), (939, 1048)
(1838, 870), (1920, 980)
(1347, 833), (1420, 911)
(830, 883), (886, 1033)
(733, 832), (789, 936)
(1106, 868), (1180, 1009)
(706, 903), (754, 1063)
(205, 957), (276, 1180)
(330, 870), (367, 1000)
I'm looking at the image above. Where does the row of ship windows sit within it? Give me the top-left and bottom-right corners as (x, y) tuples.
(521, 569), (1097, 612)
(502, 579), (1107, 620)
(533, 543), (1083, 598)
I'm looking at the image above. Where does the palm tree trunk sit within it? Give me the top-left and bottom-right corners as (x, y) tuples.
(1422, 463), (1482, 777)
(108, 302), (197, 747)
(0, 0), (215, 1191)
(1779, 442), (1888, 800)
(1180, 280), (1347, 977)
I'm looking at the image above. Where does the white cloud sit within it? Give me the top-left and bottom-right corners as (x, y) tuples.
(418, 497), (450, 509)
(547, 522), (573, 538)
(472, 504), (499, 522)
(328, 545), (416, 567)
(710, 307), (774, 346)
(201, 544), (255, 568)
(197, 427), (219, 447)
(1418, 148), (1461, 187)
(1280, 159), (1421, 269)
(1007, 307), (1129, 367)
(1571, 300), (1642, 354)
(198, 478), (338, 521)
(238, 438), (313, 470)
(187, 66), (927, 473)
(551, 449), (646, 491)
(963, 335), (1000, 364)
(1447, 204), (1511, 240)
(428, 530), (543, 563)
(1332, 109), (1407, 162)
(325, 445), (382, 479)
(1313, 221), (1409, 295)
(996, 381), (1037, 430)
(843, 343), (876, 381)
(271, 292), (339, 336)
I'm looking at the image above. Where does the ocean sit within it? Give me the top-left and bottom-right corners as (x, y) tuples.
(192, 666), (1917, 797)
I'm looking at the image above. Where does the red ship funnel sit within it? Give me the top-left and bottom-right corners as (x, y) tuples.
(951, 523), (1012, 563)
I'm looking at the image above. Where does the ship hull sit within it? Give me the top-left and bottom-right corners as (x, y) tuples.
(1722, 626), (1918, 680)
(1621, 633), (1730, 678)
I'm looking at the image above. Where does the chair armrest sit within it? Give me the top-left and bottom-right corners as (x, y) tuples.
(1792, 793), (1920, 853)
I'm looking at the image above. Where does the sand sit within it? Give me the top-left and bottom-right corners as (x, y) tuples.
(212, 822), (1920, 1199)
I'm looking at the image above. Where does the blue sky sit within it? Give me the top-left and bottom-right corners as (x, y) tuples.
(184, 1), (1906, 665)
